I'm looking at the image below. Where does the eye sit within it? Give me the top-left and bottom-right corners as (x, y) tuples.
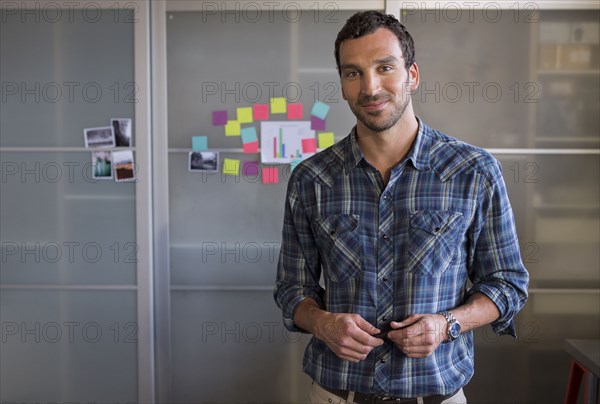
(379, 65), (394, 73)
(344, 70), (359, 79)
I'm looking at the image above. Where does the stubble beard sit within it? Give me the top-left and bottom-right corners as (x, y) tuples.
(349, 80), (413, 133)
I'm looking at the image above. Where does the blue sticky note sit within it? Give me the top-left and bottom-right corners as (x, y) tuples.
(192, 136), (208, 151)
(311, 101), (330, 120)
(241, 127), (258, 144)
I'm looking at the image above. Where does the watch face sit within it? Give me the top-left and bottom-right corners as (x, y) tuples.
(449, 322), (461, 339)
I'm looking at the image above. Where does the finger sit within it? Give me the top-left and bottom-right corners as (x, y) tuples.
(392, 314), (423, 329)
(353, 315), (381, 335)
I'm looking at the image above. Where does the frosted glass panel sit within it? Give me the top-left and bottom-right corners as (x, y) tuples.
(0, 9), (135, 147)
(403, 9), (599, 149)
(497, 155), (600, 288)
(468, 292), (600, 402)
(170, 291), (311, 403)
(0, 290), (138, 403)
(0, 152), (137, 285)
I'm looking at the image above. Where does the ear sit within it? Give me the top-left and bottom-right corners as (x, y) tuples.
(407, 62), (420, 92)
(341, 85), (347, 101)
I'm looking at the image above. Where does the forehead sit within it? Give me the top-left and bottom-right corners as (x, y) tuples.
(338, 27), (404, 66)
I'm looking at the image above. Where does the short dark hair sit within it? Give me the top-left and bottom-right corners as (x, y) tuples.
(334, 11), (415, 75)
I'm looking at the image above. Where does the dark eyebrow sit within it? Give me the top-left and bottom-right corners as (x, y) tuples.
(340, 56), (402, 71)
(374, 56), (401, 65)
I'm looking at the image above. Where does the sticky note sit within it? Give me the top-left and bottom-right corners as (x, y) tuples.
(237, 107), (253, 124)
(192, 136), (208, 151)
(253, 104), (269, 121)
(270, 97), (287, 114)
(213, 110), (228, 126)
(301, 138), (318, 154)
(262, 167), (279, 184)
(225, 120), (241, 136)
(243, 141), (259, 154)
(241, 127), (258, 144)
(318, 132), (335, 149)
(243, 161), (260, 177)
(290, 159), (302, 172)
(311, 115), (326, 131)
(287, 103), (303, 119)
(222, 158), (240, 176)
(311, 101), (330, 120)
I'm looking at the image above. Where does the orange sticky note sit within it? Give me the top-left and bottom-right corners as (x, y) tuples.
(262, 167), (279, 184)
(243, 141), (259, 154)
(253, 104), (269, 120)
(302, 138), (317, 154)
(287, 103), (303, 119)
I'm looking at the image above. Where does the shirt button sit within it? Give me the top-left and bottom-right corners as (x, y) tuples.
(382, 316), (388, 321)
(382, 234), (389, 240)
(380, 359), (386, 363)
(383, 276), (389, 282)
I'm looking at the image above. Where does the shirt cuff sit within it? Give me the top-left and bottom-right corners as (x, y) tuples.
(467, 284), (517, 338)
(281, 292), (323, 333)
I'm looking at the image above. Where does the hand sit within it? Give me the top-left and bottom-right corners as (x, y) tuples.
(386, 314), (447, 358)
(313, 312), (384, 363)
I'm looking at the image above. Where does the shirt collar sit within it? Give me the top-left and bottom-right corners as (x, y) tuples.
(344, 117), (432, 174)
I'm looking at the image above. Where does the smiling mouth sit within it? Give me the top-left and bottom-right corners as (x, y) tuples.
(361, 100), (388, 112)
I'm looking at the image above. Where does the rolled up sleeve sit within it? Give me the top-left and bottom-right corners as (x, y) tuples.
(467, 161), (529, 337)
(274, 179), (324, 332)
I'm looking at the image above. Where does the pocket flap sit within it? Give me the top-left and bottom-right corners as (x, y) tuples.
(410, 210), (463, 236)
(316, 214), (359, 237)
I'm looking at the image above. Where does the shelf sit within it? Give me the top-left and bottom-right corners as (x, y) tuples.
(533, 202), (600, 211)
(537, 69), (600, 75)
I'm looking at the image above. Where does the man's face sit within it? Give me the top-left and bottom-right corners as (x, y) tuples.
(338, 27), (418, 133)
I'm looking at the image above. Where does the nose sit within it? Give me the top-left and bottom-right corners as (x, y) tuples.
(360, 71), (381, 97)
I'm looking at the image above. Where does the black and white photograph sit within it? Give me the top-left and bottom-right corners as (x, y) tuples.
(111, 118), (132, 147)
(188, 151), (219, 172)
(83, 126), (116, 148)
(91, 151), (113, 180)
(112, 150), (135, 182)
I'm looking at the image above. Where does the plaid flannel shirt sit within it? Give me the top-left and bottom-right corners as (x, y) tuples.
(274, 118), (529, 397)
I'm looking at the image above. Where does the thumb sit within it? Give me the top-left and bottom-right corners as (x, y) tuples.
(354, 316), (380, 334)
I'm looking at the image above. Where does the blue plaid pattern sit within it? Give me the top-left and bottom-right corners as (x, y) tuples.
(274, 119), (529, 397)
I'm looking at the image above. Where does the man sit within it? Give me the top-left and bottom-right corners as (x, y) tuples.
(274, 10), (529, 404)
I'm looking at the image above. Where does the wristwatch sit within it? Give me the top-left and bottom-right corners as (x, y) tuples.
(438, 311), (461, 343)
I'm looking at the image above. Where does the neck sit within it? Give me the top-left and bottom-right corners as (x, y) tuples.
(355, 112), (419, 182)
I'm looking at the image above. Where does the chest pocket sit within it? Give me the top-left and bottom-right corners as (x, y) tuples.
(314, 214), (361, 282)
(408, 210), (463, 276)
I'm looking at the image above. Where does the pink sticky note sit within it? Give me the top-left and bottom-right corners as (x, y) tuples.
(302, 138), (318, 154)
(243, 161), (260, 177)
(287, 103), (303, 119)
(212, 110), (228, 126)
(253, 104), (269, 121)
(311, 115), (326, 131)
(243, 141), (259, 154)
(262, 167), (279, 184)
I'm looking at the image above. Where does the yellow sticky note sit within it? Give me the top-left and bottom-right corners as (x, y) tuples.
(237, 107), (253, 124)
(318, 132), (335, 149)
(225, 120), (241, 136)
(222, 158), (240, 176)
(270, 97), (287, 114)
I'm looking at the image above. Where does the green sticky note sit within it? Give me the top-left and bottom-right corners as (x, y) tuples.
(225, 120), (241, 136)
(222, 158), (240, 176)
(318, 132), (335, 149)
(192, 136), (208, 151)
(237, 107), (253, 124)
(270, 97), (287, 114)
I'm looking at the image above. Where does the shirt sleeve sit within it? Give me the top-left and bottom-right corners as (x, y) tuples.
(274, 179), (325, 332)
(467, 160), (529, 337)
